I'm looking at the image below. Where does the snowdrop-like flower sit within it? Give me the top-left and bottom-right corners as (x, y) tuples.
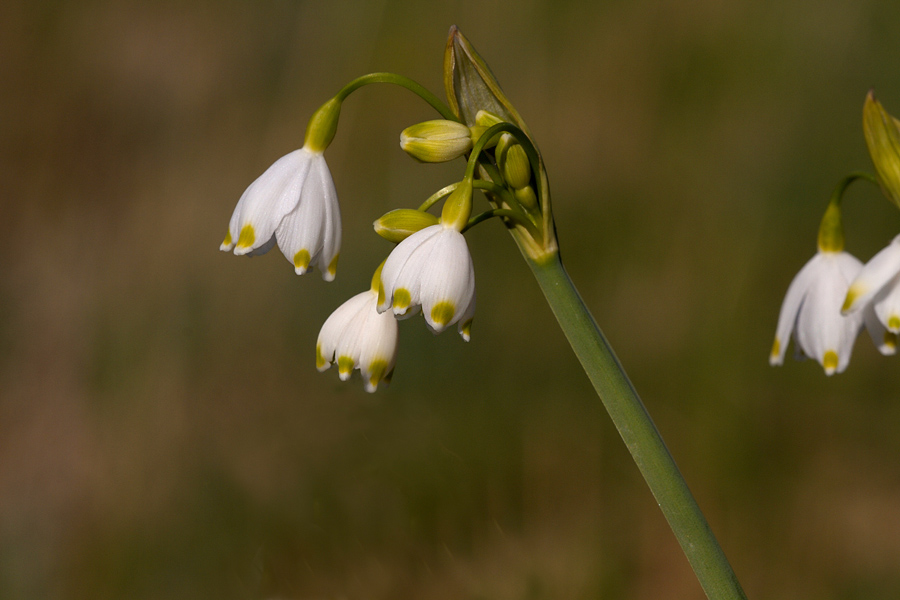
(842, 234), (900, 334)
(377, 223), (476, 338)
(376, 177), (476, 339)
(316, 282), (399, 393)
(220, 146), (341, 280)
(770, 250), (865, 375)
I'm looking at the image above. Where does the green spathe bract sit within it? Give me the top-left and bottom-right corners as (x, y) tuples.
(864, 91), (900, 209)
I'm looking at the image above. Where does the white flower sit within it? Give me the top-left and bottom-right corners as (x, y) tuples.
(770, 250), (865, 375)
(316, 289), (398, 392)
(220, 146), (341, 280)
(377, 223), (475, 338)
(842, 234), (900, 333)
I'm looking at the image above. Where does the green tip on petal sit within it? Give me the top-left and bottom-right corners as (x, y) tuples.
(889, 315), (900, 332)
(430, 301), (456, 328)
(316, 345), (327, 370)
(337, 356), (355, 379)
(460, 318), (473, 342)
(885, 331), (898, 351)
(294, 249), (311, 273)
(842, 285), (864, 313)
(236, 224), (256, 249)
(770, 338), (781, 360)
(327, 253), (340, 278)
(822, 350), (839, 375)
(366, 359), (390, 392)
(222, 231), (233, 247)
(393, 288), (412, 312)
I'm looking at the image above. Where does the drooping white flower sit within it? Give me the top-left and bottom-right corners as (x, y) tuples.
(770, 250), (866, 375)
(316, 289), (398, 393)
(220, 146), (341, 280)
(842, 234), (900, 333)
(377, 223), (476, 338)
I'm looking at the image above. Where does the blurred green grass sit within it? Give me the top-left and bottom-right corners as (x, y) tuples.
(4, 0), (900, 598)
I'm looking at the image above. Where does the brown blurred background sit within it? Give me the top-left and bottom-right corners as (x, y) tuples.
(4, 0), (900, 598)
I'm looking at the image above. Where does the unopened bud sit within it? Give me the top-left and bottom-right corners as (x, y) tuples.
(374, 209), (439, 243)
(502, 143), (531, 190)
(400, 120), (473, 163)
(515, 185), (538, 211)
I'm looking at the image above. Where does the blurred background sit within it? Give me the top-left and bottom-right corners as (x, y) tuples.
(4, 0), (900, 598)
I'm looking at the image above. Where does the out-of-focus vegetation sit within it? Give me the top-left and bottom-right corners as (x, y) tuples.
(4, 1), (900, 598)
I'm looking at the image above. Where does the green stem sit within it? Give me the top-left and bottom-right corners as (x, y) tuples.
(527, 253), (748, 600)
(336, 73), (458, 121)
(463, 208), (539, 238)
(818, 171), (878, 253)
(418, 182), (459, 212)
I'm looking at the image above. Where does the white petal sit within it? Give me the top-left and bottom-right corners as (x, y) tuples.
(794, 254), (863, 375)
(864, 304), (898, 356)
(872, 273), (900, 332)
(770, 253), (825, 366)
(843, 234), (900, 314)
(418, 229), (475, 333)
(378, 224), (442, 313)
(356, 298), (399, 392)
(231, 149), (313, 256)
(312, 158), (342, 281)
(276, 170), (327, 273)
(457, 288), (476, 341)
(316, 291), (371, 371)
(316, 290), (398, 392)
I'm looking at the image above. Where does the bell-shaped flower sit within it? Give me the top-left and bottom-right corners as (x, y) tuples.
(842, 234), (900, 333)
(316, 287), (398, 393)
(770, 250), (865, 375)
(376, 177), (476, 338)
(220, 146), (341, 280)
(377, 223), (475, 338)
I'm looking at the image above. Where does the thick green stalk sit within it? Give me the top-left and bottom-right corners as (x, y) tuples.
(527, 253), (748, 600)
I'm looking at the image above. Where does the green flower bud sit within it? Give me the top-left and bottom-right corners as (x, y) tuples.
(475, 110), (505, 128)
(400, 120), (473, 163)
(515, 185), (538, 211)
(374, 209), (440, 243)
(864, 91), (900, 209)
(502, 143), (532, 190)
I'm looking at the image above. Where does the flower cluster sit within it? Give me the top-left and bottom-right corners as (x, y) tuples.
(771, 92), (900, 374)
(219, 28), (554, 391)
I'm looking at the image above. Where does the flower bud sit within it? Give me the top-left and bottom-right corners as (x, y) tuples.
(514, 185), (538, 211)
(400, 120), (473, 163)
(374, 209), (439, 243)
(502, 143), (532, 190)
(475, 110), (505, 129)
(864, 91), (900, 209)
